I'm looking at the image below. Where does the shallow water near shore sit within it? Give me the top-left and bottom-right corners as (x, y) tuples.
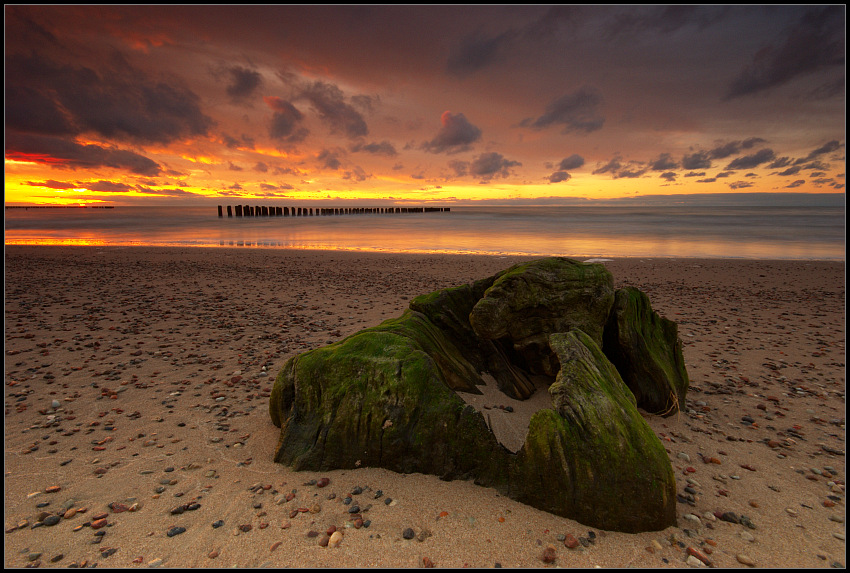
(4, 204), (845, 259)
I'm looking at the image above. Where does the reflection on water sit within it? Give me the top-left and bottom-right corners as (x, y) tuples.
(4, 205), (845, 260)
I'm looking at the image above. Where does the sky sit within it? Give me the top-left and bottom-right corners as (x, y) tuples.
(4, 5), (846, 206)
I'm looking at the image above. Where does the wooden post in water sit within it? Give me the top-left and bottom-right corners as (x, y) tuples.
(235, 205), (242, 217)
(218, 205), (223, 217)
(227, 205), (233, 217)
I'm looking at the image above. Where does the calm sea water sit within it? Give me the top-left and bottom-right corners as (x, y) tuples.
(4, 205), (845, 260)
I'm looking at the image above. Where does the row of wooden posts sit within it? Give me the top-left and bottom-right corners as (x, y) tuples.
(217, 205), (450, 217)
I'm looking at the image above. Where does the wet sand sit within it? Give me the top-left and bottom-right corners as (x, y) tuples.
(4, 246), (845, 568)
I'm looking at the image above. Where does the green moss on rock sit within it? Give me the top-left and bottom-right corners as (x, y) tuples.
(508, 330), (676, 532)
(269, 257), (683, 533)
(602, 287), (689, 416)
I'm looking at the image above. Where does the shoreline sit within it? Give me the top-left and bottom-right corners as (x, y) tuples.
(4, 243), (846, 262)
(4, 246), (845, 568)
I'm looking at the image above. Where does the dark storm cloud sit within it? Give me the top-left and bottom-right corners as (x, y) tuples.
(422, 112), (482, 154)
(681, 151), (712, 170)
(6, 51), (213, 145)
(6, 85), (77, 136)
(548, 171), (571, 183)
(725, 5), (845, 99)
(351, 141), (398, 156)
(299, 81), (368, 139)
(649, 153), (678, 170)
(469, 152), (521, 180)
(446, 29), (518, 77)
(265, 97), (309, 142)
(558, 154), (585, 171)
(725, 148), (776, 170)
(6, 132), (162, 176)
(225, 66), (263, 101)
(521, 87), (604, 134)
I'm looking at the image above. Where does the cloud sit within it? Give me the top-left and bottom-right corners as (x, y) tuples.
(342, 166), (369, 182)
(804, 139), (842, 160)
(725, 5), (845, 98)
(6, 51), (212, 145)
(768, 156), (793, 168)
(725, 148), (776, 169)
(468, 152), (521, 180)
(264, 96), (309, 142)
(299, 81), (368, 139)
(6, 132), (161, 176)
(660, 171), (677, 182)
(548, 171), (571, 183)
(603, 5), (729, 39)
(785, 179), (806, 188)
(422, 111), (482, 154)
(24, 179), (76, 189)
(446, 30), (518, 77)
(317, 149), (342, 170)
(681, 151), (712, 170)
(521, 87), (604, 134)
(592, 155), (622, 175)
(84, 180), (137, 192)
(253, 162), (268, 173)
(448, 159), (468, 177)
(649, 152), (678, 170)
(351, 140), (398, 156)
(228, 162), (243, 171)
(684, 171), (706, 177)
(558, 154), (585, 170)
(225, 66), (262, 101)
(777, 165), (801, 176)
(728, 181), (754, 189)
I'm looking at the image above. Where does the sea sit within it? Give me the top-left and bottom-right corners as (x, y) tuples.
(3, 204), (846, 260)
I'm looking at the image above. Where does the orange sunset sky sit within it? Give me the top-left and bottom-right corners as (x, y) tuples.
(4, 5), (845, 206)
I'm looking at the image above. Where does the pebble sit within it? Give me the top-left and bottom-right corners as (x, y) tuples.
(686, 555), (703, 567)
(167, 526), (186, 537)
(43, 514), (61, 526)
(402, 527), (415, 540)
(564, 534), (580, 549)
(736, 554), (755, 566)
(148, 557), (163, 567)
(329, 530), (343, 547)
(541, 545), (556, 563)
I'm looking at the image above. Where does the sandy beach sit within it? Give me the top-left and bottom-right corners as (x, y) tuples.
(4, 246), (845, 568)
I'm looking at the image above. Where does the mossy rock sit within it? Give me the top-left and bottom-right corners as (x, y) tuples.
(270, 309), (510, 482)
(469, 257), (615, 376)
(507, 330), (677, 532)
(270, 257), (683, 533)
(602, 287), (689, 416)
